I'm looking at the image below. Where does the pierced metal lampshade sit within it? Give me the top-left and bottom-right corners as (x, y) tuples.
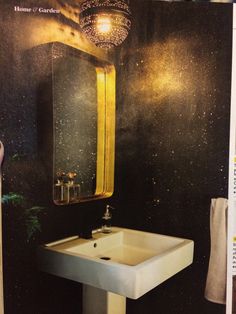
(79, 0), (131, 49)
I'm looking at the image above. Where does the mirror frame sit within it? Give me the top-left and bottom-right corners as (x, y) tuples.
(51, 42), (115, 204)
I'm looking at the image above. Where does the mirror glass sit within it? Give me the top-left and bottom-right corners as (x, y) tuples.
(52, 43), (115, 204)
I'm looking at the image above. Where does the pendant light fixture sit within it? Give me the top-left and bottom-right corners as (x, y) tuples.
(79, 0), (131, 49)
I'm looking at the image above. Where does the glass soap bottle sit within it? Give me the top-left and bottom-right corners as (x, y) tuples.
(102, 205), (113, 233)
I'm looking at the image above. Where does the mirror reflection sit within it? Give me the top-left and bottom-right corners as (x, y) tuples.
(52, 43), (115, 204)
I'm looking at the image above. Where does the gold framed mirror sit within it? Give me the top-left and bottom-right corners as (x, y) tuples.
(51, 43), (115, 204)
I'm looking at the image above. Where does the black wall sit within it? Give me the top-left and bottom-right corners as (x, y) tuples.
(113, 2), (232, 314)
(0, 2), (233, 314)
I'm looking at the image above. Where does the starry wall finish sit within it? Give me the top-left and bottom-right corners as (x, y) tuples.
(113, 2), (232, 314)
(0, 1), (233, 314)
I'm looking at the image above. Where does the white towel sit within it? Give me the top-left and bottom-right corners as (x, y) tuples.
(0, 141), (4, 314)
(204, 198), (228, 304)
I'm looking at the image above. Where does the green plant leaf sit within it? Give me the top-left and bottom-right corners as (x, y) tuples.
(24, 205), (45, 241)
(24, 206), (45, 215)
(2, 192), (25, 205)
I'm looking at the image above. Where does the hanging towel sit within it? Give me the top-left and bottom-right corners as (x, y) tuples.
(204, 198), (228, 304)
(0, 141), (4, 314)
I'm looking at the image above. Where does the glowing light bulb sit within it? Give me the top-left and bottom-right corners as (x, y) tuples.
(96, 16), (112, 34)
(79, 0), (131, 49)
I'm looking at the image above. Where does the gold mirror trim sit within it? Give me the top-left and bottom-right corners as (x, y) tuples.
(94, 65), (115, 198)
(78, 64), (115, 202)
(52, 42), (115, 204)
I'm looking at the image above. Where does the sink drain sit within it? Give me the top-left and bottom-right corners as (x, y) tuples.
(100, 257), (111, 261)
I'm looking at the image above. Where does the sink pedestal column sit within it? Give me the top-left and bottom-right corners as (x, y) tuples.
(83, 285), (126, 314)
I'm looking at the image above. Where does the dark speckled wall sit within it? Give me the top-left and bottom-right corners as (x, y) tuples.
(0, 1), (233, 314)
(113, 2), (232, 314)
(0, 2), (110, 314)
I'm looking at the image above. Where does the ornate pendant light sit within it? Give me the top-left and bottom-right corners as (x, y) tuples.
(79, 0), (131, 49)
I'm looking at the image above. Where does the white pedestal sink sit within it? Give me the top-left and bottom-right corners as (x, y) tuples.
(38, 227), (194, 313)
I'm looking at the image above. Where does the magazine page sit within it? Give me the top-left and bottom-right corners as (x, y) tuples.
(0, 1), (234, 314)
(228, 5), (236, 314)
(0, 143), (4, 313)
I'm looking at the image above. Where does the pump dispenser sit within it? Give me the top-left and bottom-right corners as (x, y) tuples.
(102, 205), (113, 233)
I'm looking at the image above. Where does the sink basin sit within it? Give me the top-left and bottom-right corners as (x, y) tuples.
(38, 227), (194, 299)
